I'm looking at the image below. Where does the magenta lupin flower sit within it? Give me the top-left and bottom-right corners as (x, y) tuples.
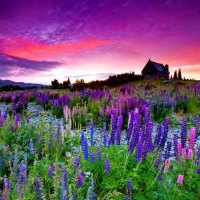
(177, 175), (184, 183)
(189, 127), (196, 149)
(182, 148), (187, 158)
(164, 159), (170, 173)
(187, 149), (193, 159)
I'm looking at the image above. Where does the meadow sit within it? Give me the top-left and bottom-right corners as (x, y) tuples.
(0, 79), (200, 200)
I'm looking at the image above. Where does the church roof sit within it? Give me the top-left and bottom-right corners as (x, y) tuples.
(149, 60), (168, 72)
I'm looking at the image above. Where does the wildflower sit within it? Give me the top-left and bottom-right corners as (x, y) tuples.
(73, 157), (81, 173)
(188, 149), (193, 159)
(135, 132), (144, 162)
(35, 175), (45, 199)
(115, 114), (123, 145)
(182, 148), (187, 158)
(105, 157), (111, 174)
(19, 163), (27, 184)
(189, 127), (196, 149)
(177, 174), (184, 183)
(90, 120), (94, 146)
(103, 122), (107, 147)
(78, 173), (85, 188)
(164, 141), (171, 160)
(177, 140), (182, 157)
(154, 124), (163, 147)
(15, 114), (20, 128)
(96, 148), (102, 161)
(83, 138), (88, 160)
(0, 113), (3, 127)
(159, 117), (170, 149)
(48, 164), (55, 178)
(60, 167), (68, 200)
(126, 110), (134, 143)
(10, 125), (14, 133)
(129, 109), (141, 154)
(164, 159), (170, 173)
(173, 134), (178, 159)
(2, 176), (11, 200)
(87, 180), (96, 200)
(26, 118), (30, 124)
(90, 152), (95, 163)
(197, 168), (200, 175)
(181, 118), (187, 148)
(109, 113), (117, 145)
(126, 179), (132, 194)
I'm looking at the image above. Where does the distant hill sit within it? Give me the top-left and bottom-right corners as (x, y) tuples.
(0, 79), (45, 88)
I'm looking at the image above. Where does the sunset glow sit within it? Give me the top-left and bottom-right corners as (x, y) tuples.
(0, 0), (200, 83)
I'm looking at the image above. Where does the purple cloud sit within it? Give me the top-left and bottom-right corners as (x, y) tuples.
(0, 53), (61, 77)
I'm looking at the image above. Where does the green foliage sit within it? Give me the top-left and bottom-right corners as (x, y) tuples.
(174, 99), (188, 114)
(81, 146), (161, 199)
(152, 103), (171, 123)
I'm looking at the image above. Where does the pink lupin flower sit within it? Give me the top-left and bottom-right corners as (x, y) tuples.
(177, 174), (184, 183)
(189, 127), (196, 149)
(164, 159), (170, 173)
(177, 140), (182, 157)
(182, 148), (187, 158)
(187, 149), (193, 159)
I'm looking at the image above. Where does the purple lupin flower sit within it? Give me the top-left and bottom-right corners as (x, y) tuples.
(181, 118), (187, 148)
(198, 168), (200, 175)
(90, 152), (95, 163)
(159, 117), (170, 149)
(126, 110), (134, 143)
(19, 163), (27, 184)
(197, 146), (200, 165)
(26, 118), (30, 124)
(105, 157), (111, 174)
(154, 124), (163, 147)
(29, 138), (34, 153)
(2, 176), (11, 200)
(35, 175), (45, 199)
(83, 138), (88, 160)
(87, 179), (96, 200)
(145, 120), (154, 152)
(194, 116), (199, 139)
(90, 120), (94, 146)
(61, 167), (68, 200)
(80, 131), (85, 151)
(109, 113), (117, 145)
(115, 114), (123, 145)
(73, 157), (81, 173)
(15, 114), (20, 128)
(129, 109), (140, 154)
(164, 141), (172, 160)
(144, 106), (151, 133)
(3, 108), (8, 120)
(103, 122), (107, 147)
(10, 125), (14, 133)
(49, 130), (54, 148)
(136, 131), (144, 163)
(48, 164), (55, 178)
(126, 179), (132, 194)
(96, 148), (102, 161)
(0, 112), (2, 127)
(174, 134), (178, 159)
(77, 172), (85, 188)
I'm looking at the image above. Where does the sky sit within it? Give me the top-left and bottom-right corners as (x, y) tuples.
(0, 0), (200, 84)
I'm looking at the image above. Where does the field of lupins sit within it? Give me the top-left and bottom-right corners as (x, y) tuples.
(0, 80), (200, 199)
